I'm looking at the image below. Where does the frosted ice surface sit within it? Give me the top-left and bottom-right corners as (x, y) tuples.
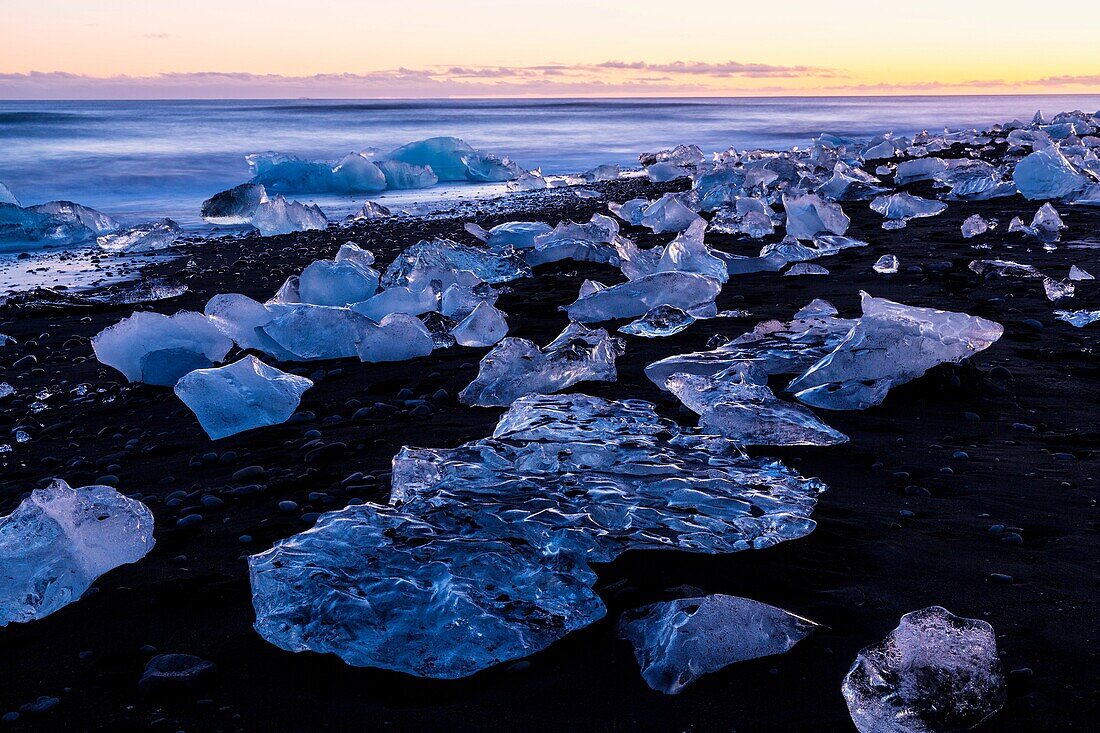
(451, 301), (508, 347)
(92, 311), (233, 386)
(894, 157), (948, 185)
(97, 219), (181, 253)
(783, 194), (850, 240)
(459, 322), (623, 406)
(645, 162), (692, 182)
(201, 184), (268, 225)
(174, 355), (313, 439)
(619, 594), (818, 694)
(609, 198), (650, 226)
(788, 294), (1003, 410)
(565, 272), (722, 323)
(354, 313), (435, 363)
(1012, 147), (1089, 200)
(249, 393), (824, 677)
(843, 606), (1005, 733)
(0, 479), (154, 627)
(666, 371), (847, 446)
(298, 256), (380, 307)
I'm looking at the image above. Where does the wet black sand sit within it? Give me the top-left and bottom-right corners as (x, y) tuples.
(0, 175), (1098, 731)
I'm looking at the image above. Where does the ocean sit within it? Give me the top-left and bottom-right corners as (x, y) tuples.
(2, 95), (1099, 229)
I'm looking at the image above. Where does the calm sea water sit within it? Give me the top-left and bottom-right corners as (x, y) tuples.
(2, 95), (1099, 227)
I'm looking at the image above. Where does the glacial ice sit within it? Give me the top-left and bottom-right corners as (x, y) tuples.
(818, 161), (889, 201)
(1054, 309), (1100, 327)
(458, 322), (624, 406)
(1009, 202), (1067, 242)
(788, 294), (1003, 410)
(894, 157), (948, 185)
(655, 220), (729, 283)
(645, 162), (692, 182)
(1068, 264), (1093, 281)
(465, 221), (552, 250)
(355, 313), (436, 363)
(785, 263), (829, 276)
(385, 137), (521, 182)
(440, 281), (499, 320)
(381, 238), (530, 288)
(451, 301), (508, 347)
(29, 201), (120, 235)
(92, 311), (233, 386)
(0, 203), (95, 247)
(564, 272), (722, 323)
(609, 198), (650, 226)
(255, 305), (433, 363)
(251, 195), (328, 237)
(201, 184), (268, 225)
(640, 144), (706, 168)
(351, 285), (437, 322)
(870, 193), (947, 229)
(843, 606), (1005, 733)
(249, 393), (824, 677)
(0, 181), (18, 206)
(639, 194), (706, 234)
(665, 371), (848, 446)
(376, 159), (438, 189)
(248, 152), (386, 194)
(0, 479), (155, 627)
(619, 594), (818, 694)
(298, 248), (380, 307)
(1012, 147), (1089, 200)
(97, 219), (181, 253)
(783, 194), (850, 240)
(969, 259), (1074, 302)
(619, 304), (697, 338)
(961, 214), (992, 239)
(343, 200), (392, 222)
(873, 255), (899, 274)
(174, 355), (313, 440)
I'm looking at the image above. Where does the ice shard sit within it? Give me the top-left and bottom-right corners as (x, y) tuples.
(843, 606), (1005, 733)
(783, 194), (850, 240)
(639, 194), (705, 234)
(251, 195), (328, 237)
(450, 301), (508, 347)
(564, 272), (722, 323)
(201, 184), (268, 225)
(464, 221), (552, 250)
(1054, 309), (1100, 327)
(0, 181), (18, 206)
(873, 255), (899, 274)
(961, 214), (992, 239)
(92, 311), (233, 386)
(351, 285), (437, 322)
(97, 219), (181, 253)
(0, 479), (154, 627)
(619, 594), (818, 694)
(788, 293), (1003, 410)
(969, 259), (1074, 302)
(618, 305), (697, 338)
(459, 322), (624, 406)
(381, 238), (531, 288)
(29, 201), (120, 235)
(344, 200), (392, 222)
(870, 193), (947, 229)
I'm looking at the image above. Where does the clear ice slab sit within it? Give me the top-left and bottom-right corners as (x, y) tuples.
(0, 479), (154, 627)
(564, 272), (722, 323)
(97, 219), (181, 253)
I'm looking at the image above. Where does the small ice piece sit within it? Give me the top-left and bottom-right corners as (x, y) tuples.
(298, 252), (380, 307)
(174, 355), (313, 439)
(451, 301), (508, 347)
(0, 382), (13, 399)
(645, 162), (692, 182)
(574, 188), (600, 199)
(464, 221), (552, 250)
(656, 220), (729, 283)
(381, 238), (531, 288)
(0, 479), (155, 627)
(343, 200), (392, 222)
(508, 169), (548, 191)
(641, 144), (705, 168)
(619, 594), (818, 695)
(894, 157), (948, 185)
(788, 293), (1003, 411)
(817, 161), (888, 201)
(1054, 309), (1100, 327)
(440, 282), (499, 320)
(870, 193), (947, 228)
(0, 181), (19, 206)
(581, 163), (620, 182)
(1028, 202), (1067, 242)
(564, 272), (722, 323)
(608, 198), (650, 226)
(961, 214), (991, 238)
(201, 184), (268, 225)
(1012, 147), (1089, 200)
(351, 285), (437, 321)
(375, 159), (438, 189)
(783, 194), (850, 240)
(92, 311), (233, 386)
(29, 201), (120, 235)
(785, 263), (829, 276)
(873, 255), (899, 274)
(1042, 278), (1075, 301)
(458, 322), (624, 407)
(97, 219), (181, 253)
(969, 259), (1075, 302)
(1069, 264), (1093, 281)
(665, 371), (847, 446)
(251, 195), (328, 237)
(618, 304), (696, 338)
(843, 606), (1005, 733)
(640, 194), (705, 234)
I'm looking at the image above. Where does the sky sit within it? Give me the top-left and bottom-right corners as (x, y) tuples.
(2, 0), (1099, 99)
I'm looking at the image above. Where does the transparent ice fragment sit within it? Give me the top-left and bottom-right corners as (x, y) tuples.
(97, 219), (181, 253)
(174, 355), (313, 439)
(201, 184), (268, 225)
(873, 255), (899, 274)
(783, 194), (850, 240)
(92, 311), (233, 386)
(251, 195), (328, 237)
(564, 272), (722, 323)
(785, 263), (829, 276)
(1012, 147), (1089, 200)
(451, 301), (508, 347)
(343, 200), (392, 222)
(375, 159), (438, 189)
(29, 201), (120, 235)
(464, 221), (552, 250)
(870, 193), (947, 228)
(1069, 264), (1093, 281)
(381, 238), (530, 288)
(1054, 309), (1100, 327)
(961, 214), (992, 238)
(618, 305), (697, 338)
(640, 194), (705, 234)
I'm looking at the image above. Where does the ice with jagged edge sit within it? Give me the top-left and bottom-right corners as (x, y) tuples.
(1, 479), (155, 627)
(645, 299), (857, 389)
(1008, 202), (1066, 242)
(30, 201), (120, 235)
(870, 193), (947, 229)
(1012, 147), (1089, 200)
(843, 606), (1005, 733)
(788, 293), (1003, 411)
(451, 301), (508, 347)
(343, 200), (392, 222)
(619, 304), (697, 338)
(1054, 309), (1100, 327)
(249, 393), (825, 677)
(97, 219), (181, 253)
(376, 159), (438, 189)
(201, 183), (268, 225)
(969, 259), (1075, 302)
(564, 272), (722, 323)
(297, 243), (380, 306)
(174, 355), (313, 440)
(247, 151), (386, 194)
(0, 181), (18, 206)
(386, 137), (522, 182)
(459, 322), (623, 406)
(665, 370), (848, 446)
(619, 594), (818, 694)
(92, 311), (233, 386)
(465, 220), (553, 250)
(783, 193), (850, 240)
(251, 195), (328, 237)
(873, 255), (899, 274)
(381, 238), (531, 288)
(1, 201), (110, 248)
(961, 214), (992, 238)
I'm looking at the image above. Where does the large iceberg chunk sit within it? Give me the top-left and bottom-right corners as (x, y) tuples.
(788, 294), (1003, 410)
(1012, 147), (1089, 200)
(247, 152), (386, 194)
(201, 183), (268, 225)
(564, 272), (722, 323)
(97, 219), (181, 253)
(843, 606), (1005, 733)
(1, 202), (95, 248)
(0, 479), (154, 626)
(92, 311), (233, 386)
(459, 322), (624, 406)
(251, 195), (328, 237)
(665, 371), (848, 446)
(385, 137), (521, 182)
(174, 355), (313, 440)
(783, 194), (850, 240)
(619, 594), (818, 694)
(249, 393), (824, 677)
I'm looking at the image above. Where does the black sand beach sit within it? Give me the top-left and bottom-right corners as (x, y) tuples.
(1, 173), (1098, 732)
